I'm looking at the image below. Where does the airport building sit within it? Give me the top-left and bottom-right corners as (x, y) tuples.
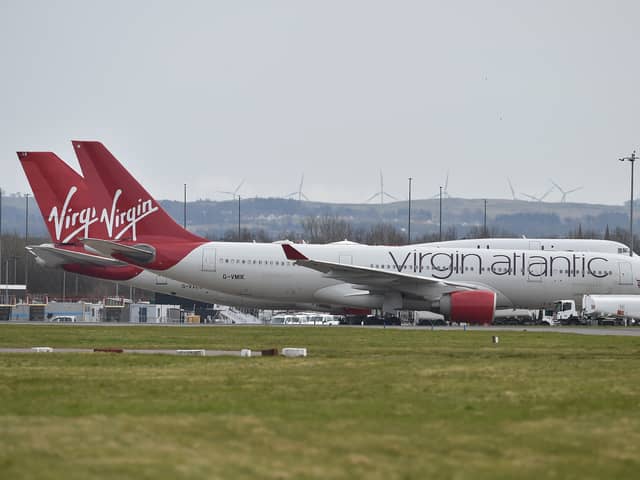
(0, 299), (181, 323)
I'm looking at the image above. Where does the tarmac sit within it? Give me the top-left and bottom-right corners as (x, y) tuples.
(4, 320), (640, 337)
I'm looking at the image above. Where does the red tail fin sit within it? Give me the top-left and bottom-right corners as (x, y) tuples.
(17, 152), (108, 243)
(72, 141), (204, 243)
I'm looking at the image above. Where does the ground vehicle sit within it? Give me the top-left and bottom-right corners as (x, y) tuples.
(537, 308), (557, 326)
(552, 300), (584, 325)
(307, 314), (341, 326)
(545, 297), (640, 326)
(492, 308), (537, 325)
(271, 312), (341, 325)
(49, 315), (76, 323)
(582, 294), (640, 326)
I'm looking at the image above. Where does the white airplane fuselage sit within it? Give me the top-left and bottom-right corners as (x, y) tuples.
(27, 244), (317, 310)
(120, 269), (313, 309)
(154, 242), (640, 312)
(428, 238), (634, 256)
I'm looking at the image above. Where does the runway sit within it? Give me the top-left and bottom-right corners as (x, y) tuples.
(3, 320), (640, 336)
(395, 325), (640, 336)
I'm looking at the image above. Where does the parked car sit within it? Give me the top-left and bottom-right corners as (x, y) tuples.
(49, 315), (76, 323)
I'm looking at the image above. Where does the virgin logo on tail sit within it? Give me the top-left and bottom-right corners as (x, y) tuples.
(48, 186), (159, 243)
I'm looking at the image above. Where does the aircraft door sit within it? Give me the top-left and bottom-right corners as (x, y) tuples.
(618, 261), (633, 285)
(202, 247), (216, 272)
(339, 255), (353, 265)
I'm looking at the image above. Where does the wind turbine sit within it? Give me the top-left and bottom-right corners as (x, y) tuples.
(286, 174), (309, 201)
(521, 185), (554, 202)
(550, 179), (583, 203)
(507, 178), (518, 200)
(366, 171), (397, 205)
(431, 172), (451, 199)
(218, 179), (245, 200)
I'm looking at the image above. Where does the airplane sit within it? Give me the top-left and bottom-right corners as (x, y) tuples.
(69, 141), (640, 325)
(18, 151), (322, 310)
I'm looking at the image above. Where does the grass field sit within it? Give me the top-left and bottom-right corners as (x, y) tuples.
(1, 324), (640, 479)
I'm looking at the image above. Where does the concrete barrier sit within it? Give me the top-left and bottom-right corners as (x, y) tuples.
(282, 347), (307, 357)
(176, 349), (206, 356)
(32, 347), (53, 353)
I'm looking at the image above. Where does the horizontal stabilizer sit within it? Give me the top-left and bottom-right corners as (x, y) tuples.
(81, 238), (155, 264)
(27, 244), (127, 268)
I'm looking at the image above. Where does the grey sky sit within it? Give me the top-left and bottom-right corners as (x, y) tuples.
(1, 1), (639, 205)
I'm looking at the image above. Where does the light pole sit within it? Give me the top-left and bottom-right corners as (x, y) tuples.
(0, 187), (3, 300)
(4, 259), (8, 304)
(183, 184), (187, 229)
(407, 177), (412, 244)
(24, 193), (29, 288)
(619, 151), (637, 257)
(483, 199), (487, 237)
(439, 186), (443, 241)
(238, 195), (241, 241)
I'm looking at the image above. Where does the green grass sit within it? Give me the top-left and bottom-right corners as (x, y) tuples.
(1, 324), (640, 479)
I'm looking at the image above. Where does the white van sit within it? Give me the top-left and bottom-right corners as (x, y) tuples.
(50, 315), (76, 323)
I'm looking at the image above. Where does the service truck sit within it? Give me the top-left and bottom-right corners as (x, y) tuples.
(582, 294), (640, 326)
(551, 300), (584, 325)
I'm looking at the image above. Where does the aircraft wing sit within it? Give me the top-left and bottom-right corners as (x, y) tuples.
(281, 244), (488, 301)
(81, 238), (155, 263)
(27, 244), (127, 268)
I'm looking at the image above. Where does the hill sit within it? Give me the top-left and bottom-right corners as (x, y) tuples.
(2, 193), (632, 241)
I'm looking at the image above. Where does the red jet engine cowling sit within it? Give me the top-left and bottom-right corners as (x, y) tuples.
(439, 290), (496, 325)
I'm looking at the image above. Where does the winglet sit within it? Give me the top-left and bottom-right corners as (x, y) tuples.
(282, 244), (308, 261)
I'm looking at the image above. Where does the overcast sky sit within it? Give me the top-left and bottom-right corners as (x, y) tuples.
(1, 1), (639, 205)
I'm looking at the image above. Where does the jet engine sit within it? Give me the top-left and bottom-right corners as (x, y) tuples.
(439, 290), (496, 325)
